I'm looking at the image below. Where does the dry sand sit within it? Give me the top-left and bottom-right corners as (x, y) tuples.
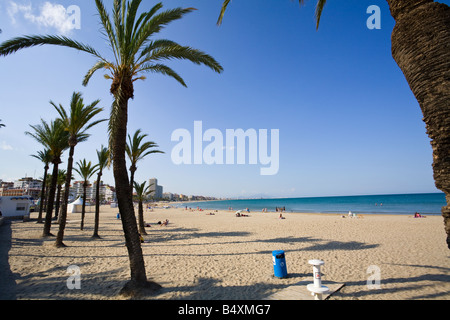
(0, 205), (449, 300)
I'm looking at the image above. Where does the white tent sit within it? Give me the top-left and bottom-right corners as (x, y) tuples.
(68, 197), (84, 213)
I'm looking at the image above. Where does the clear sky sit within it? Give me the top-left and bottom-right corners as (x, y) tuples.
(0, 0), (447, 199)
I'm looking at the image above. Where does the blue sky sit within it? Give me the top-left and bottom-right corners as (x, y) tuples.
(0, 0), (447, 198)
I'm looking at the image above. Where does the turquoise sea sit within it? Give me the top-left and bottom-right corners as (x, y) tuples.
(183, 193), (446, 215)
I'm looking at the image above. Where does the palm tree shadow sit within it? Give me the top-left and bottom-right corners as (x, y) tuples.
(0, 221), (17, 299)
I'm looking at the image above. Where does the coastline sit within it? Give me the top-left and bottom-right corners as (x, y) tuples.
(1, 204), (448, 300)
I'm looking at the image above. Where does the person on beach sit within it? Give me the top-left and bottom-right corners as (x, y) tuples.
(414, 212), (426, 218)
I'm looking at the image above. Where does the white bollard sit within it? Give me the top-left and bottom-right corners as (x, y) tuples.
(307, 259), (329, 300)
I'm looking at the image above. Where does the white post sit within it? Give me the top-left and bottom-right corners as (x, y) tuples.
(307, 259), (329, 300)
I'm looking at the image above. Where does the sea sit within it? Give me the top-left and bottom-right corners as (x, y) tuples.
(181, 193), (446, 215)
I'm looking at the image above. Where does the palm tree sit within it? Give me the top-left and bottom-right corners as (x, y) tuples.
(52, 91), (105, 247)
(218, 0), (450, 249)
(133, 181), (153, 236)
(0, 0), (223, 295)
(126, 129), (163, 197)
(74, 159), (99, 231)
(31, 149), (52, 223)
(92, 145), (110, 239)
(26, 119), (69, 237)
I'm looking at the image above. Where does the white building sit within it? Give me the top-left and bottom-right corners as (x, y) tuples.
(13, 177), (42, 190)
(0, 196), (34, 218)
(69, 181), (116, 202)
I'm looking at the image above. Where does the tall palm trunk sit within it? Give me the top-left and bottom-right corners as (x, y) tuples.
(55, 145), (75, 247)
(112, 92), (160, 296)
(387, 0), (450, 248)
(92, 170), (102, 238)
(80, 184), (87, 230)
(37, 164), (49, 223)
(43, 161), (59, 237)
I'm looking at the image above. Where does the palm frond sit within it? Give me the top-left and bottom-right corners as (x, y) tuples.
(136, 63), (186, 87)
(131, 6), (196, 61)
(83, 59), (113, 87)
(136, 39), (179, 64)
(0, 35), (105, 60)
(51, 92), (106, 145)
(74, 159), (99, 181)
(107, 99), (121, 165)
(95, 0), (120, 64)
(125, 0), (143, 54)
(315, 0), (327, 30)
(97, 145), (110, 170)
(131, 3), (163, 43)
(141, 44), (223, 74)
(31, 149), (52, 165)
(217, 0), (327, 30)
(217, 0), (231, 26)
(25, 119), (69, 162)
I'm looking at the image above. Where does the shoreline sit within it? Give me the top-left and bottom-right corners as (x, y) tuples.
(1, 205), (449, 300)
(168, 203), (442, 217)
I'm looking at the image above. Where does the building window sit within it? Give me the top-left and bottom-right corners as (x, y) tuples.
(16, 204), (27, 211)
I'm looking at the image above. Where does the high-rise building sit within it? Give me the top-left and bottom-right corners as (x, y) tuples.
(148, 178), (163, 199)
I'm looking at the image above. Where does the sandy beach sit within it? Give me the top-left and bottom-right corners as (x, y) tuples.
(0, 204), (449, 300)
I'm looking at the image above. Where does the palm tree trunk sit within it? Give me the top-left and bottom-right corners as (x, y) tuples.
(80, 184), (87, 230)
(138, 200), (147, 235)
(112, 95), (160, 296)
(55, 183), (62, 219)
(387, 0), (450, 248)
(55, 145), (75, 247)
(129, 166), (136, 198)
(37, 165), (48, 223)
(92, 170), (102, 238)
(43, 162), (59, 237)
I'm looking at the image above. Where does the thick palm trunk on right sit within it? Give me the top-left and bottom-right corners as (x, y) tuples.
(112, 95), (161, 296)
(388, 0), (450, 248)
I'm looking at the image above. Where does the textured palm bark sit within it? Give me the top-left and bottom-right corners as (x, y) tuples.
(92, 170), (102, 238)
(112, 85), (161, 296)
(387, 0), (450, 248)
(42, 161), (59, 237)
(55, 145), (75, 247)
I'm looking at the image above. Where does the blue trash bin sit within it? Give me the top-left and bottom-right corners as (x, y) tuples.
(272, 250), (288, 278)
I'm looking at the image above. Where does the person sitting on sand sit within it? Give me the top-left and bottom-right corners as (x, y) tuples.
(161, 219), (169, 226)
(279, 213), (285, 219)
(414, 212), (425, 218)
(236, 211), (248, 217)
